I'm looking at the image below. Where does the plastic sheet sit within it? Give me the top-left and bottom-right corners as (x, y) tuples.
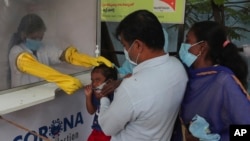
(0, 0), (97, 91)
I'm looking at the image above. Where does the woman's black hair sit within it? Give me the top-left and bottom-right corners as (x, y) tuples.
(190, 21), (248, 88)
(8, 13), (46, 48)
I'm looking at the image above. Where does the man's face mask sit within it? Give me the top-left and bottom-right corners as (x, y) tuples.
(25, 38), (43, 51)
(179, 41), (203, 67)
(123, 41), (140, 65)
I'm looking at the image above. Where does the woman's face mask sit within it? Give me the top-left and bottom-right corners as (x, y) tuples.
(25, 38), (43, 51)
(179, 41), (203, 67)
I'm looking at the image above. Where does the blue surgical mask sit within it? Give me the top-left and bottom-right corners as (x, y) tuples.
(179, 41), (203, 67)
(123, 42), (139, 65)
(25, 38), (43, 51)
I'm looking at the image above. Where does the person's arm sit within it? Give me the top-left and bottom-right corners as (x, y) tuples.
(98, 85), (134, 135)
(100, 74), (132, 97)
(84, 85), (96, 114)
(224, 76), (250, 123)
(9, 46), (26, 87)
(60, 46), (113, 68)
(16, 52), (82, 94)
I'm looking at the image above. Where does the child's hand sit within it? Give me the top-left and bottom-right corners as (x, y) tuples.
(84, 84), (93, 98)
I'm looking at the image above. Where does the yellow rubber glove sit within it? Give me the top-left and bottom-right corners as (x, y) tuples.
(63, 46), (113, 68)
(17, 52), (83, 95)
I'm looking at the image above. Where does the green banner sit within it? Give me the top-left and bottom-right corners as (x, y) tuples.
(101, 0), (186, 24)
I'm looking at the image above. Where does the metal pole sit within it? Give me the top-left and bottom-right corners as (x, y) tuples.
(96, 0), (101, 54)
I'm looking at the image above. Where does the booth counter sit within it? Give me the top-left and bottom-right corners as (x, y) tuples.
(0, 71), (93, 141)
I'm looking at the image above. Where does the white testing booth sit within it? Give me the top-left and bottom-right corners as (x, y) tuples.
(0, 0), (98, 140)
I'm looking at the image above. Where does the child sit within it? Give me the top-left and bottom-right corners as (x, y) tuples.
(84, 64), (118, 141)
